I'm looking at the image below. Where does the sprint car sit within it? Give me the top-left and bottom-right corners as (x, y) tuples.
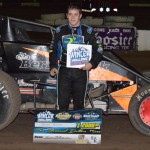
(0, 16), (150, 136)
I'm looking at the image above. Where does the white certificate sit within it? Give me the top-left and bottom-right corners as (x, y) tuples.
(66, 44), (92, 68)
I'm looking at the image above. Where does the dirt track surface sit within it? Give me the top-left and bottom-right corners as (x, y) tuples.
(0, 114), (149, 150)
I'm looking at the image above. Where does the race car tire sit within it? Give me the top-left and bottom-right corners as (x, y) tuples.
(129, 84), (150, 136)
(0, 71), (21, 130)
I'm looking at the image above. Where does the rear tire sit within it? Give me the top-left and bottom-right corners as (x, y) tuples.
(129, 84), (150, 136)
(0, 71), (21, 130)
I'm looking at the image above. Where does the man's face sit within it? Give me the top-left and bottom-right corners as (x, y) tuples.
(66, 8), (82, 27)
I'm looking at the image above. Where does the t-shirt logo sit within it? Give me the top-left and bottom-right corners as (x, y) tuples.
(62, 35), (84, 50)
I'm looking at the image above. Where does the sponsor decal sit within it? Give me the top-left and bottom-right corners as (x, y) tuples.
(73, 113), (82, 120)
(37, 111), (54, 122)
(83, 112), (99, 120)
(18, 79), (33, 87)
(78, 134), (85, 140)
(45, 79), (56, 90)
(62, 35), (84, 49)
(35, 128), (68, 133)
(75, 139), (87, 144)
(136, 89), (150, 101)
(81, 122), (100, 129)
(18, 79), (40, 95)
(0, 83), (9, 99)
(19, 87), (40, 95)
(34, 136), (43, 139)
(75, 134), (87, 144)
(69, 129), (86, 133)
(89, 130), (101, 134)
(44, 135), (71, 140)
(46, 79), (56, 85)
(98, 61), (110, 70)
(16, 52), (30, 60)
(56, 112), (71, 120)
(89, 136), (100, 144)
(16, 52), (49, 70)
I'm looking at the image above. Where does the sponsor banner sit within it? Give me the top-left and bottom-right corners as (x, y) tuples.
(33, 109), (102, 144)
(94, 27), (136, 51)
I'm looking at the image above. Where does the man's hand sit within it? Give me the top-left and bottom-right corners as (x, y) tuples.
(80, 62), (92, 71)
(50, 68), (58, 76)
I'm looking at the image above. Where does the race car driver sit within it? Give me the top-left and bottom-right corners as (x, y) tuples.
(49, 2), (103, 111)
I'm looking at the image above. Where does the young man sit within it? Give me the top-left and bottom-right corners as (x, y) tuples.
(50, 3), (103, 111)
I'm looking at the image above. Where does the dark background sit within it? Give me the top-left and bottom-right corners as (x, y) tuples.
(0, 0), (150, 29)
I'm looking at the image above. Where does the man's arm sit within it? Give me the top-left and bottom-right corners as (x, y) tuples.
(49, 28), (60, 71)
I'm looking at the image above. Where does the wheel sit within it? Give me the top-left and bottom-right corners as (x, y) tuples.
(128, 84), (150, 136)
(0, 70), (21, 130)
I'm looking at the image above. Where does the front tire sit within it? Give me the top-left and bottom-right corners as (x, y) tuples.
(0, 71), (21, 130)
(129, 84), (150, 136)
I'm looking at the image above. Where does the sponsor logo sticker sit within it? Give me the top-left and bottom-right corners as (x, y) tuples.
(56, 112), (71, 120)
(83, 112), (99, 120)
(73, 113), (82, 120)
(37, 111), (54, 122)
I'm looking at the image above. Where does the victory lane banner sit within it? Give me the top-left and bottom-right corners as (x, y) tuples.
(66, 44), (92, 68)
(33, 109), (102, 144)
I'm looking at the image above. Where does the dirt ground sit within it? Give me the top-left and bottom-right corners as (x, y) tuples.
(0, 113), (149, 150)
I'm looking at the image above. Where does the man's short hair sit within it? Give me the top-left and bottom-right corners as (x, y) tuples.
(67, 2), (82, 14)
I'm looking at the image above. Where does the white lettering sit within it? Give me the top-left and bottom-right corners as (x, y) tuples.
(96, 34), (133, 47)
(0, 83), (9, 99)
(123, 29), (131, 33)
(19, 60), (49, 69)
